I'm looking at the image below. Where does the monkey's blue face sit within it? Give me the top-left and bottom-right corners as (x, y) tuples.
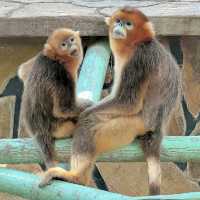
(112, 18), (134, 39)
(60, 36), (80, 57)
(106, 17), (134, 39)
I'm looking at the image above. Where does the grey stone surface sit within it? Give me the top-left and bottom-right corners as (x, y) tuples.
(0, 0), (200, 36)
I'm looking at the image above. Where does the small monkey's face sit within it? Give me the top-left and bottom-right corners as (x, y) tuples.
(59, 34), (81, 57)
(43, 28), (83, 64)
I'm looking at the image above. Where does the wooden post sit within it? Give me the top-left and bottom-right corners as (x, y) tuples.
(181, 37), (200, 119)
(181, 36), (200, 181)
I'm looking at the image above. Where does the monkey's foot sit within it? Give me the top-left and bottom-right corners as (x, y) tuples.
(38, 167), (82, 188)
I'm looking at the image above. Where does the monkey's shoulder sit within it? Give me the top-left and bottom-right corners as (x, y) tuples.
(132, 39), (178, 72)
(29, 53), (73, 84)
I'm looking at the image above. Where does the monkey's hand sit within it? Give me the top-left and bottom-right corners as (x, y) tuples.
(76, 98), (94, 112)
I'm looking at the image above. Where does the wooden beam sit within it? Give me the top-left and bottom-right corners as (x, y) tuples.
(0, 168), (200, 200)
(0, 136), (200, 164)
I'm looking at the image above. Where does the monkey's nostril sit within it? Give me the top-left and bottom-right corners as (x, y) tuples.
(112, 26), (127, 39)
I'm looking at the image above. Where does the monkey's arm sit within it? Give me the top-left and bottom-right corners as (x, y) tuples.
(17, 56), (37, 82)
(83, 79), (149, 117)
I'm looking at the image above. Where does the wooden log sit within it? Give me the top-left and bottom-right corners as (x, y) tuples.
(0, 168), (200, 200)
(181, 37), (200, 118)
(181, 36), (200, 180)
(0, 136), (200, 164)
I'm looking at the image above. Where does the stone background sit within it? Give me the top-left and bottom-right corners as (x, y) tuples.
(0, 36), (200, 199)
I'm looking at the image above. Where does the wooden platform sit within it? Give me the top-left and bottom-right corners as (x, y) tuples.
(0, 0), (200, 37)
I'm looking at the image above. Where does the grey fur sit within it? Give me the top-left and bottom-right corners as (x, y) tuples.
(73, 38), (180, 153)
(71, 38), (181, 195)
(21, 53), (81, 168)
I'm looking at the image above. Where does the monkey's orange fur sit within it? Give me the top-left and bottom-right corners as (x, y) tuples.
(106, 7), (155, 60)
(43, 28), (82, 81)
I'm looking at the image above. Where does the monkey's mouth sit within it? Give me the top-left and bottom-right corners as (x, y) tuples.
(112, 26), (127, 39)
(69, 46), (79, 57)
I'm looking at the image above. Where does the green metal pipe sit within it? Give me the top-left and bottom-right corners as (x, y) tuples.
(77, 40), (110, 102)
(0, 136), (200, 164)
(0, 168), (200, 200)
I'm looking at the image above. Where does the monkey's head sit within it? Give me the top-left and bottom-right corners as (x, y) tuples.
(105, 7), (155, 55)
(43, 28), (83, 67)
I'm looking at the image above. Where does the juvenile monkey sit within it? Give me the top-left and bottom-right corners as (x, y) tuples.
(20, 28), (91, 169)
(39, 8), (181, 195)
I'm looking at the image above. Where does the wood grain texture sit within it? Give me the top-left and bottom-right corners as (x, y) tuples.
(0, 168), (200, 200)
(181, 36), (200, 117)
(0, 136), (200, 164)
(0, 1), (200, 36)
(97, 162), (200, 196)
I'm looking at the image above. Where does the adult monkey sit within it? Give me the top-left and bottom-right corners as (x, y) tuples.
(40, 7), (181, 195)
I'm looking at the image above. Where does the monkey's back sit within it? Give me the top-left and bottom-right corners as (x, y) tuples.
(21, 53), (75, 135)
(118, 39), (181, 131)
(141, 40), (181, 130)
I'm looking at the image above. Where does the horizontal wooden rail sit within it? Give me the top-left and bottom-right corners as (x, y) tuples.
(0, 168), (200, 200)
(0, 136), (200, 164)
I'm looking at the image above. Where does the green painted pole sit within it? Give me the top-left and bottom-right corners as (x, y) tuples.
(0, 168), (199, 200)
(77, 40), (110, 102)
(0, 136), (200, 164)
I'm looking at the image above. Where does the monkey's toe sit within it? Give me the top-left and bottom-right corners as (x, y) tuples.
(39, 172), (55, 188)
(39, 177), (52, 188)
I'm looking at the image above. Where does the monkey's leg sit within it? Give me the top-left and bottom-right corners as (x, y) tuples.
(39, 114), (147, 187)
(53, 121), (76, 139)
(139, 131), (162, 195)
(35, 133), (56, 169)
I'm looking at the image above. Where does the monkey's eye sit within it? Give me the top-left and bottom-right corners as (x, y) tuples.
(125, 21), (133, 30)
(68, 37), (75, 43)
(115, 18), (121, 24)
(61, 42), (67, 47)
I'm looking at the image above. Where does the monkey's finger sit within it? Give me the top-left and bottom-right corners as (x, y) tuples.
(38, 175), (53, 188)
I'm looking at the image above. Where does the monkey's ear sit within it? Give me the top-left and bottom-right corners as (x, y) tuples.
(75, 31), (80, 35)
(43, 43), (56, 60)
(105, 17), (111, 25)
